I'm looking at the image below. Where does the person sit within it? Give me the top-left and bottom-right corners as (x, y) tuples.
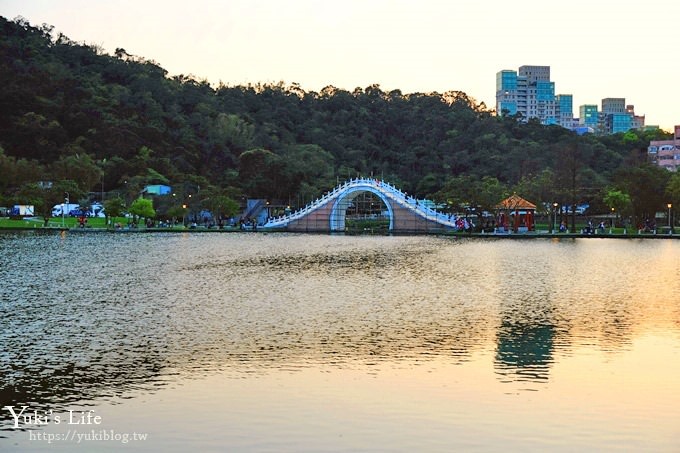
(598, 221), (605, 233)
(559, 221), (566, 232)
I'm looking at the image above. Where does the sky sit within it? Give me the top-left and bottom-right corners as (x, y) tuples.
(1, 0), (678, 131)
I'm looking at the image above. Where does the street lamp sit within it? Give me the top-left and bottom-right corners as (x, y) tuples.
(62, 192), (69, 228)
(552, 202), (558, 233)
(668, 203), (673, 233)
(182, 204), (187, 227)
(101, 158), (106, 202)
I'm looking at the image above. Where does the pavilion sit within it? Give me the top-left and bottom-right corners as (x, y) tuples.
(496, 194), (536, 233)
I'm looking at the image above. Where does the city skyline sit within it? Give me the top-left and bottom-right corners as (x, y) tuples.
(2, 0), (678, 132)
(496, 66), (647, 134)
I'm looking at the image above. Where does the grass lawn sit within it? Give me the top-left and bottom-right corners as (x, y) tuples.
(0, 217), (673, 236)
(0, 216), (214, 230)
(0, 216), (131, 229)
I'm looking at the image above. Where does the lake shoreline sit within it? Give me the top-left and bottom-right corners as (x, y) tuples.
(0, 225), (678, 239)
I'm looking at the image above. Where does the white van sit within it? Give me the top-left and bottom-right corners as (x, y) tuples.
(52, 203), (81, 217)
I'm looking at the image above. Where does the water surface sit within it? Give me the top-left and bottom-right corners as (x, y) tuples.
(1, 232), (679, 451)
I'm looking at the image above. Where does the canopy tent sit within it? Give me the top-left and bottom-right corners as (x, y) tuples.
(496, 194), (537, 233)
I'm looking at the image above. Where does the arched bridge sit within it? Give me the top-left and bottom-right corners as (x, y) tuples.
(262, 178), (458, 233)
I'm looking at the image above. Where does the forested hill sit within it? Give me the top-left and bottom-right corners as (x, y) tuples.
(0, 16), (674, 219)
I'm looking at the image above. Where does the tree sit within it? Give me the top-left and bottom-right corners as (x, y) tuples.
(78, 198), (90, 212)
(433, 175), (508, 224)
(472, 176), (507, 213)
(51, 152), (102, 193)
(415, 174), (440, 198)
(512, 169), (556, 215)
(552, 139), (593, 232)
(666, 172), (680, 208)
(614, 164), (670, 225)
(212, 113), (254, 151)
(128, 198), (155, 224)
(238, 148), (287, 199)
(206, 195), (239, 222)
(0, 148), (46, 194)
(282, 144), (335, 198)
(603, 189), (632, 226)
(103, 197), (126, 226)
(166, 205), (188, 226)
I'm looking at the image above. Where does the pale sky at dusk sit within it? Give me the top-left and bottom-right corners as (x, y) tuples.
(2, 0), (678, 131)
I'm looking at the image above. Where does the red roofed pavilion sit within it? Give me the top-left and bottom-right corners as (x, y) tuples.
(496, 194), (537, 233)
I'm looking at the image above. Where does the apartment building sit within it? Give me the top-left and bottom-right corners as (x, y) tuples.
(648, 125), (680, 171)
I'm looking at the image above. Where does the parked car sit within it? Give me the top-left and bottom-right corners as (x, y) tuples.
(562, 204), (589, 215)
(69, 208), (90, 217)
(57, 203), (106, 218)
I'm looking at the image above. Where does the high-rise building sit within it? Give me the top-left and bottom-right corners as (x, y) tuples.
(496, 65), (558, 125)
(579, 104), (599, 129)
(556, 94), (574, 128)
(601, 98), (626, 114)
(496, 70), (519, 116)
(600, 98), (643, 133)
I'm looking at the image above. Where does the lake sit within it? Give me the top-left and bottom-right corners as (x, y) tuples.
(1, 232), (679, 451)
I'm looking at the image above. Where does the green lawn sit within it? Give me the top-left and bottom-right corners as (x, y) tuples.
(0, 216), (223, 230)
(0, 216), (130, 229)
(0, 216), (673, 236)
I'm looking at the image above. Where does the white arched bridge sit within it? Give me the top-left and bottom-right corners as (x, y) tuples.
(262, 178), (459, 233)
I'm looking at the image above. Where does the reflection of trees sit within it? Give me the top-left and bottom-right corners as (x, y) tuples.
(0, 333), (168, 431)
(0, 234), (174, 432)
(0, 234), (498, 434)
(494, 319), (555, 383)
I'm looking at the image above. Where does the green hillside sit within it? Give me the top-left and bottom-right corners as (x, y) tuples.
(1, 16), (677, 226)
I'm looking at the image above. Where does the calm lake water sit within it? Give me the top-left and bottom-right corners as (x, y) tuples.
(1, 232), (679, 451)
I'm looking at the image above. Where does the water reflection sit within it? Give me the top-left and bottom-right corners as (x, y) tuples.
(495, 320), (555, 382)
(1, 232), (680, 438)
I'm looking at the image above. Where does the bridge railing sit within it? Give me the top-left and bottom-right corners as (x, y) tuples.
(377, 180), (457, 227)
(262, 178), (459, 228)
(263, 178), (369, 227)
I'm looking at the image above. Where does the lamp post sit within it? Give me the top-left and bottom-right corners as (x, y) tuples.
(187, 194), (193, 226)
(668, 203), (673, 233)
(182, 204), (187, 227)
(101, 158), (106, 202)
(553, 202), (558, 233)
(62, 192), (69, 228)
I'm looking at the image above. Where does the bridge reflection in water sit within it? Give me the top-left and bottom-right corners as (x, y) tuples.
(263, 178), (458, 233)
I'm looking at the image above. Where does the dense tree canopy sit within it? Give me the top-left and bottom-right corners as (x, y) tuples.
(0, 16), (675, 226)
